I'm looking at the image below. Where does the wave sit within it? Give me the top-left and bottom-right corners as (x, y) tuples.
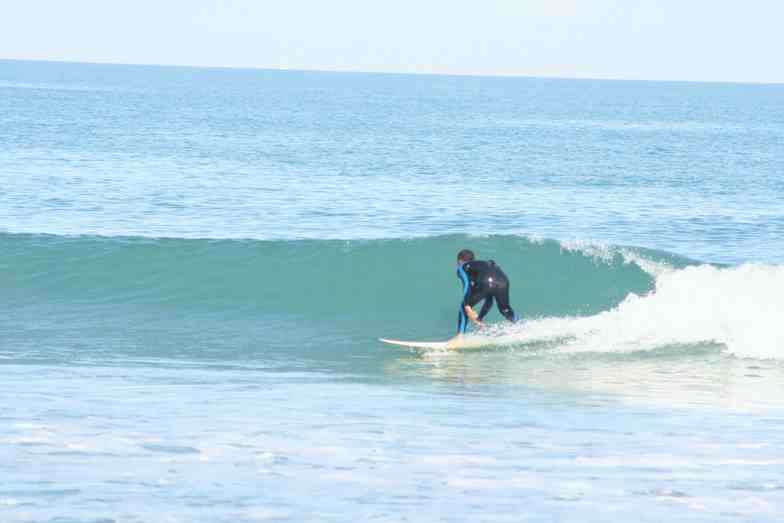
(1, 232), (664, 315)
(2, 232), (782, 362)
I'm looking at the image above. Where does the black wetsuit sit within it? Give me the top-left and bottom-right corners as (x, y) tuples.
(456, 260), (516, 334)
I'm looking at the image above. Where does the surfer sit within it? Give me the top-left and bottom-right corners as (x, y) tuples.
(455, 249), (517, 335)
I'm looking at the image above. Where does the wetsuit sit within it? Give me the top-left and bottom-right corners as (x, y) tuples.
(457, 260), (516, 334)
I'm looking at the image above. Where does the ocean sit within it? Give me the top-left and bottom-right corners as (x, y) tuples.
(1, 59), (783, 522)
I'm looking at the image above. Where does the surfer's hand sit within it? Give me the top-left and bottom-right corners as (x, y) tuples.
(464, 306), (479, 323)
(465, 307), (482, 327)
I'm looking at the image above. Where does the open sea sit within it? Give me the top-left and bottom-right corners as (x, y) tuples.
(1, 59), (783, 522)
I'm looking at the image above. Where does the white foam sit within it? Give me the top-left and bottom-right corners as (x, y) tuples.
(490, 262), (784, 360)
(559, 238), (675, 277)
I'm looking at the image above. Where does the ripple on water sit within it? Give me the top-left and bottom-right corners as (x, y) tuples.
(141, 443), (201, 454)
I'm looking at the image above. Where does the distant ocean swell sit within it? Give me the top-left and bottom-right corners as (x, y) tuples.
(2, 232), (782, 362)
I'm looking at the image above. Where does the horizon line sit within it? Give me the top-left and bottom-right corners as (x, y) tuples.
(2, 56), (783, 87)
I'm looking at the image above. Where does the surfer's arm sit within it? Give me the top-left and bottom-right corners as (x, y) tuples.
(460, 289), (482, 326)
(456, 264), (481, 330)
(463, 305), (481, 325)
(458, 267), (470, 305)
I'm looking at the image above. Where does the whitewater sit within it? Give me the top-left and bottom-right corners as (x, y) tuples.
(2, 60), (784, 522)
(481, 255), (784, 361)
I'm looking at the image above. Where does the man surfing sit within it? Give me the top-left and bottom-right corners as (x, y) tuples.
(378, 248), (518, 350)
(455, 249), (517, 338)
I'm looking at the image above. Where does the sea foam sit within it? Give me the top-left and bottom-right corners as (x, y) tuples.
(492, 261), (784, 360)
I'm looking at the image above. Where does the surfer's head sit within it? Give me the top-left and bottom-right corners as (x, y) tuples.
(457, 249), (475, 264)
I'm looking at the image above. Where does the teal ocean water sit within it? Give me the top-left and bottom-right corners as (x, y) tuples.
(2, 60), (784, 522)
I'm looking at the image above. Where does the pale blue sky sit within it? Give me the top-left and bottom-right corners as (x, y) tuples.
(2, 0), (782, 83)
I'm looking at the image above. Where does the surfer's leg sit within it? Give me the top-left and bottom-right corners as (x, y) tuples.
(477, 296), (494, 321)
(457, 308), (468, 334)
(495, 286), (517, 322)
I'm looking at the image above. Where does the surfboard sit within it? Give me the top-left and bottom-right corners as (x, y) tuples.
(379, 338), (452, 349)
(379, 337), (491, 350)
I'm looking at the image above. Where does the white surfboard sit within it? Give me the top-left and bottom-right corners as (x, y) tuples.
(378, 337), (490, 350)
(379, 338), (451, 349)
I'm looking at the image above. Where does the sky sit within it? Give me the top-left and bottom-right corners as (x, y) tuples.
(1, 0), (782, 83)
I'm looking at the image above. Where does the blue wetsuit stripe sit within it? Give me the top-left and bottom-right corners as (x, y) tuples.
(458, 265), (470, 303)
(457, 264), (470, 333)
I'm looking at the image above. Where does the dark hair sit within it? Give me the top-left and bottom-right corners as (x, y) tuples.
(457, 249), (475, 263)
